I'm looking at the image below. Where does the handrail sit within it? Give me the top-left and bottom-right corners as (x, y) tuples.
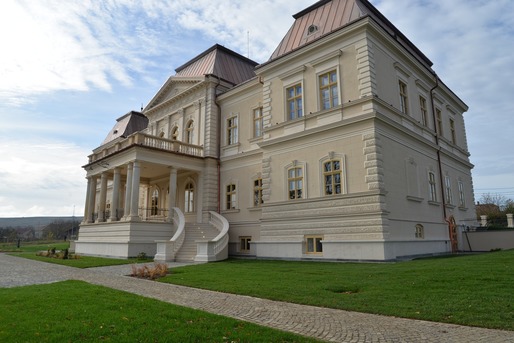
(209, 211), (229, 256)
(170, 207), (185, 242)
(154, 207), (185, 262)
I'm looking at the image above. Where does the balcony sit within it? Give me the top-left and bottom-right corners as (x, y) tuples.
(88, 132), (203, 164)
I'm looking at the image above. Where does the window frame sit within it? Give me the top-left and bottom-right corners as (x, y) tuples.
(428, 171), (437, 202)
(253, 178), (263, 207)
(449, 118), (456, 144)
(287, 166), (303, 200)
(239, 236), (251, 253)
(185, 120), (194, 144)
(323, 159), (342, 196)
(184, 181), (195, 213)
(458, 180), (466, 208)
(399, 80), (409, 115)
(286, 83), (303, 121)
(415, 224), (424, 239)
(305, 235), (323, 254)
(445, 175), (453, 205)
(253, 107), (263, 138)
(227, 115), (238, 145)
(419, 95), (428, 127)
(318, 69), (339, 111)
(150, 188), (159, 216)
(226, 183), (237, 210)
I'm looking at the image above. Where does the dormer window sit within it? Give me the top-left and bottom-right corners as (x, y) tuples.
(307, 24), (318, 35)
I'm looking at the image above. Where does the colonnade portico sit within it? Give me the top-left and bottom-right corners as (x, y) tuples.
(82, 161), (180, 225)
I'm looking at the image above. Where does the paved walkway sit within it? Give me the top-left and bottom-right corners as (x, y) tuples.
(1, 253), (513, 342)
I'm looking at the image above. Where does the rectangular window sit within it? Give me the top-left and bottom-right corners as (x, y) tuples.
(227, 116), (238, 145)
(449, 118), (456, 144)
(286, 84), (303, 120)
(319, 70), (338, 110)
(436, 109), (443, 136)
(226, 184), (236, 210)
(415, 225), (424, 239)
(458, 180), (465, 207)
(323, 160), (341, 195)
(288, 167), (303, 200)
(253, 107), (263, 138)
(429, 172), (437, 202)
(399, 80), (409, 114)
(419, 96), (428, 126)
(240, 236), (251, 253)
(253, 178), (263, 207)
(306, 236), (323, 254)
(445, 176), (453, 205)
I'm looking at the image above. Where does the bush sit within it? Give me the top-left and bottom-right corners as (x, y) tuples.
(131, 263), (169, 280)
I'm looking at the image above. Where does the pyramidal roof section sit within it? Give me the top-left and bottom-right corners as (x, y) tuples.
(175, 44), (258, 85)
(101, 111), (148, 146)
(268, 0), (432, 68)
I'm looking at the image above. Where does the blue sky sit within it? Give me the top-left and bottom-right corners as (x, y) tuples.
(1, 0), (513, 217)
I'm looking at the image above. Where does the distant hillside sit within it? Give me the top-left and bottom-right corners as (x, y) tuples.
(0, 217), (83, 229)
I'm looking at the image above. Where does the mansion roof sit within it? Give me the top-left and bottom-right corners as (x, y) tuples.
(268, 0), (432, 68)
(175, 44), (258, 85)
(101, 111), (148, 145)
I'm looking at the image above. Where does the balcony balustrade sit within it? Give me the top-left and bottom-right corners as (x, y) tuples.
(88, 132), (203, 163)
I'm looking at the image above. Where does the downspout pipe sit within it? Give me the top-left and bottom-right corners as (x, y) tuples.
(430, 73), (453, 250)
(211, 74), (222, 213)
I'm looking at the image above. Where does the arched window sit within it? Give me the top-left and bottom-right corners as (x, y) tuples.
(184, 182), (194, 213)
(186, 121), (194, 144)
(151, 189), (159, 216)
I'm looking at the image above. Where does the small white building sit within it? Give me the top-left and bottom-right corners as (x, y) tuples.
(76, 0), (477, 262)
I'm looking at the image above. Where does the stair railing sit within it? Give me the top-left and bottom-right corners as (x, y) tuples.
(154, 207), (185, 261)
(194, 211), (229, 262)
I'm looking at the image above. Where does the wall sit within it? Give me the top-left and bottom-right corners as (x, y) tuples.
(461, 230), (514, 252)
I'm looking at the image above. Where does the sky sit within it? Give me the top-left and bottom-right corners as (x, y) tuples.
(0, 0), (513, 218)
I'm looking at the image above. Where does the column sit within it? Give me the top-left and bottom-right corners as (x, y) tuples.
(167, 167), (178, 222)
(87, 176), (97, 223)
(196, 171), (204, 223)
(507, 213), (513, 228)
(123, 162), (133, 220)
(109, 167), (121, 221)
(129, 161), (141, 220)
(97, 172), (108, 222)
(83, 177), (92, 224)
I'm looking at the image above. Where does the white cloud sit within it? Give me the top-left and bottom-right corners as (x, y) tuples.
(0, 139), (87, 217)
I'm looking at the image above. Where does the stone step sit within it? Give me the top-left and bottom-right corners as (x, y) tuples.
(174, 223), (219, 261)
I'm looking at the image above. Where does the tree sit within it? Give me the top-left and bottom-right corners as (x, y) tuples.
(42, 220), (74, 240)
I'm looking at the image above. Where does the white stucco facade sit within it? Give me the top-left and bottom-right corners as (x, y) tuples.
(76, 0), (477, 261)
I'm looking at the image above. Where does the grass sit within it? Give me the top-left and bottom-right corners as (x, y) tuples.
(4, 241), (152, 268)
(0, 241), (70, 253)
(159, 250), (514, 331)
(0, 281), (318, 342)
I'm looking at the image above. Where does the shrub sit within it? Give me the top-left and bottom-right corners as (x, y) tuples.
(136, 252), (147, 260)
(131, 263), (169, 280)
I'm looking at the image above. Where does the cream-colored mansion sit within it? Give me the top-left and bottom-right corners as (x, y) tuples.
(77, 0), (477, 261)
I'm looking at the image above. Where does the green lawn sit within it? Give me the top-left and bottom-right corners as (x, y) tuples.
(159, 250), (514, 331)
(0, 281), (318, 342)
(0, 241), (69, 253)
(4, 241), (151, 268)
